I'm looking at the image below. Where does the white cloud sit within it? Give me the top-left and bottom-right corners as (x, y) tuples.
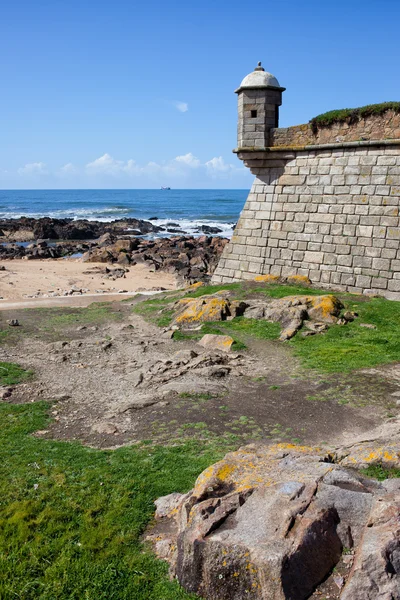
(18, 162), (47, 176)
(85, 154), (140, 176)
(173, 101), (189, 113)
(9, 152), (250, 188)
(60, 162), (77, 173)
(174, 152), (201, 168)
(205, 156), (232, 173)
(57, 162), (78, 177)
(86, 153), (122, 175)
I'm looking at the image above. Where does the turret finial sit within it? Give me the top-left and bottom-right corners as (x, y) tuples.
(254, 61), (265, 72)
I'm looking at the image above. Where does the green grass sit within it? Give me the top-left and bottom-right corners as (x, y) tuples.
(310, 102), (400, 133)
(0, 362), (33, 386)
(132, 296), (178, 327)
(247, 284), (326, 298)
(182, 283), (244, 298)
(0, 329), (11, 344)
(0, 401), (234, 599)
(184, 282), (327, 300)
(360, 464), (400, 481)
(291, 297), (400, 372)
(133, 282), (400, 373)
(44, 303), (123, 329)
(173, 318), (280, 351)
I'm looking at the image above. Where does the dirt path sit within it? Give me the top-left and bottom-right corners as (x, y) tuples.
(1, 300), (398, 450)
(0, 291), (158, 311)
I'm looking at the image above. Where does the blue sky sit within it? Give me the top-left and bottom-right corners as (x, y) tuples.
(1, 0), (399, 189)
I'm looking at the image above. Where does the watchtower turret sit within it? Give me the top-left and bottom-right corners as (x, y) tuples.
(236, 62), (285, 149)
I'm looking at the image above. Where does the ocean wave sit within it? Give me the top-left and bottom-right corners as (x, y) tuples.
(0, 208), (235, 238)
(0, 206), (133, 221)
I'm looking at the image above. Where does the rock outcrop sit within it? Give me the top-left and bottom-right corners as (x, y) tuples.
(171, 291), (345, 340)
(149, 443), (400, 600)
(0, 231), (228, 283)
(0, 216), (162, 241)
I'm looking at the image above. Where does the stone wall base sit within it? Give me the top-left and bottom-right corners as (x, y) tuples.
(212, 143), (400, 301)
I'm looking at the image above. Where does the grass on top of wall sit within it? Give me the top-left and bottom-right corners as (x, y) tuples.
(310, 102), (400, 133)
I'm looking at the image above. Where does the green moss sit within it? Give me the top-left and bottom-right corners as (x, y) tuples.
(291, 297), (400, 372)
(0, 362), (33, 386)
(44, 303), (123, 329)
(0, 401), (232, 599)
(133, 283), (400, 374)
(310, 102), (400, 133)
(183, 283), (243, 298)
(360, 464), (400, 480)
(132, 296), (178, 327)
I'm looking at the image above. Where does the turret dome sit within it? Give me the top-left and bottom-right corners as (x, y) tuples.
(236, 62), (284, 93)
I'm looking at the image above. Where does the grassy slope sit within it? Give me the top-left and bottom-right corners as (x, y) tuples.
(133, 282), (400, 372)
(1, 285), (400, 597)
(0, 401), (233, 599)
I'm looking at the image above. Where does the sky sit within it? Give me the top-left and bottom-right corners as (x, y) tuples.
(0, 0), (399, 189)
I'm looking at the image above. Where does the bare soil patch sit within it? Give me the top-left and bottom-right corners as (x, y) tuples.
(0, 298), (398, 450)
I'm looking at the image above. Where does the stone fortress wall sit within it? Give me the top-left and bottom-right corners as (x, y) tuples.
(212, 66), (400, 299)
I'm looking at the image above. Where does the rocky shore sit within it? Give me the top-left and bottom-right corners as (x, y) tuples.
(0, 217), (229, 283)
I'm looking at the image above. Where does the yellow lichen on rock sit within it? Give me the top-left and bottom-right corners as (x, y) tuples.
(192, 443), (327, 498)
(339, 444), (400, 468)
(308, 295), (343, 323)
(198, 334), (234, 352)
(254, 274), (281, 283)
(286, 275), (311, 286)
(174, 296), (230, 327)
(186, 281), (204, 291)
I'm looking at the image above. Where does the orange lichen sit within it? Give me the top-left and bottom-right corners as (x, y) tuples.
(175, 297), (229, 325)
(308, 295), (343, 322)
(215, 463), (237, 481)
(286, 275), (311, 286)
(187, 281), (204, 290)
(254, 274), (280, 283)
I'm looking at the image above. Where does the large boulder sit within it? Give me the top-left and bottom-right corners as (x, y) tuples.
(149, 443), (400, 600)
(172, 292), (248, 328)
(171, 292), (344, 339)
(198, 334), (234, 352)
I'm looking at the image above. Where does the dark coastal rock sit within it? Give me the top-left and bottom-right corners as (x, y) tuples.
(0, 217), (229, 282)
(78, 235), (228, 282)
(0, 216), (162, 242)
(197, 225), (223, 234)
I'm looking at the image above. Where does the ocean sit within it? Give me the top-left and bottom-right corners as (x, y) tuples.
(0, 189), (248, 238)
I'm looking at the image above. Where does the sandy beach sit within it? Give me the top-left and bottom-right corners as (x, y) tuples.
(0, 258), (177, 304)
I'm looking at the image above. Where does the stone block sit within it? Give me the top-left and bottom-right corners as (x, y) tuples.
(278, 175), (306, 186)
(372, 258), (390, 271)
(304, 251), (324, 264)
(356, 225), (373, 237)
(356, 275), (372, 288)
(387, 279), (400, 292)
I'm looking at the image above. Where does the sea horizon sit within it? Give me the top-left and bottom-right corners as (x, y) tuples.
(0, 188), (249, 238)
